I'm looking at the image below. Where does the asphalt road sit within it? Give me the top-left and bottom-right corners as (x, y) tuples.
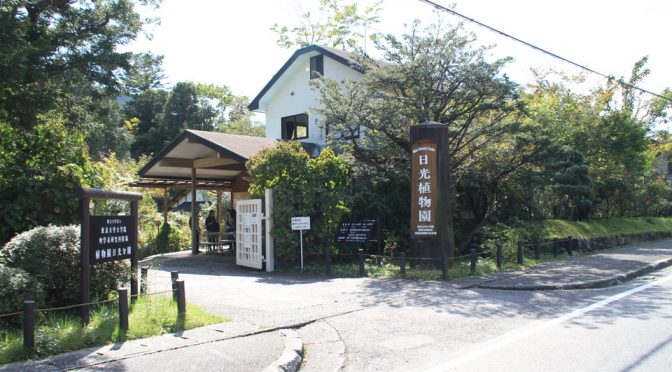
(14, 244), (667, 372)
(424, 268), (672, 371)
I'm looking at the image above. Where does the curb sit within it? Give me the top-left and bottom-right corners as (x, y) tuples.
(263, 329), (304, 372)
(477, 257), (672, 291)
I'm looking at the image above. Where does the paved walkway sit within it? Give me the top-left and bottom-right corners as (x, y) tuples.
(3, 239), (672, 371)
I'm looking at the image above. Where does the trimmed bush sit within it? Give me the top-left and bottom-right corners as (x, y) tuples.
(0, 225), (129, 307)
(0, 265), (44, 322)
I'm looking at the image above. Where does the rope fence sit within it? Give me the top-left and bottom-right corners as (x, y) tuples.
(1, 268), (187, 355)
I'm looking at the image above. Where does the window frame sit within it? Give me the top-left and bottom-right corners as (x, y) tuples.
(281, 114), (309, 140)
(310, 55), (324, 79)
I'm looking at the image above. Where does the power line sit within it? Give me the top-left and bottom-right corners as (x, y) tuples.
(417, 0), (672, 103)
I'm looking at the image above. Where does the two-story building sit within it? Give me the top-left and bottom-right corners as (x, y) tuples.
(248, 44), (365, 151)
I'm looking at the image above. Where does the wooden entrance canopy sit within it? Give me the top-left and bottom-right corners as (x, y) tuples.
(130, 130), (278, 254)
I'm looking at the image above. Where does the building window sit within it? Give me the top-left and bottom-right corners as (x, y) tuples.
(310, 55), (323, 79)
(282, 114), (309, 140)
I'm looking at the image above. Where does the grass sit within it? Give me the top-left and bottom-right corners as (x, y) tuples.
(528, 217), (672, 239)
(0, 295), (225, 365)
(280, 256), (539, 281)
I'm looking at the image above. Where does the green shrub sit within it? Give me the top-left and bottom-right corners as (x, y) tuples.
(0, 225), (129, 307)
(481, 219), (545, 261)
(149, 222), (189, 256)
(248, 143), (350, 267)
(0, 265), (44, 322)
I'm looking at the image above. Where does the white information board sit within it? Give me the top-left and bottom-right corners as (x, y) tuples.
(291, 217), (311, 230)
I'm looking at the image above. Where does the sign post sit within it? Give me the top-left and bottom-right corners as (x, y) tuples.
(291, 217), (310, 270)
(410, 122), (452, 278)
(76, 188), (142, 324)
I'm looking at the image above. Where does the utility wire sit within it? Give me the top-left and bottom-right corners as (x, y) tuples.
(418, 0), (672, 103)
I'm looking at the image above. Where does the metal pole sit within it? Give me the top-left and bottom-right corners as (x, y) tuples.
(118, 288), (128, 332)
(23, 300), (35, 353)
(300, 229), (304, 270)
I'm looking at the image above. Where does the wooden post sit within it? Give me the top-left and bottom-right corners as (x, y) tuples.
(517, 241), (524, 264)
(171, 271), (179, 301)
(410, 122), (453, 271)
(131, 200), (139, 299)
(535, 243), (541, 260)
(496, 244), (503, 269)
(140, 266), (148, 294)
(567, 236), (573, 256)
(23, 300), (35, 353)
(399, 251), (406, 277)
(325, 248), (331, 275)
(80, 197), (91, 324)
(163, 188), (168, 225)
(191, 167), (199, 255)
(358, 248), (365, 277)
(552, 238), (559, 257)
(118, 288), (128, 332)
(470, 247), (477, 275)
(176, 280), (186, 315)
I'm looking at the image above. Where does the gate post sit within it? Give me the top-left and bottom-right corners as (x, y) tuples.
(265, 189), (274, 272)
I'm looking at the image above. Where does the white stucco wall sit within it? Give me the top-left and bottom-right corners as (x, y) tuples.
(264, 54), (363, 146)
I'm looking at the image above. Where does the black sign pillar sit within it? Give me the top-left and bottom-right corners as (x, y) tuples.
(410, 122), (453, 272)
(80, 196), (91, 324)
(76, 188), (142, 324)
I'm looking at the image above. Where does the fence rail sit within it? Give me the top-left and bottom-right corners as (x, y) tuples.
(0, 269), (186, 355)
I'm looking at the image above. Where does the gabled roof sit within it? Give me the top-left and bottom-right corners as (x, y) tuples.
(138, 130), (278, 182)
(248, 45), (365, 112)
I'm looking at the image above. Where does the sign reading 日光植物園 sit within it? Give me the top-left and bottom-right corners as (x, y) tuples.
(90, 216), (135, 264)
(411, 140), (438, 238)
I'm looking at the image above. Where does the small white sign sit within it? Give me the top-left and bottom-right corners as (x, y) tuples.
(291, 217), (311, 230)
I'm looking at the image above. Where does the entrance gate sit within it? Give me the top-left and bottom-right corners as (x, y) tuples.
(236, 199), (263, 269)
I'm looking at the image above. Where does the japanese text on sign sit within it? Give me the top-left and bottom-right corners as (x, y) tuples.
(90, 216), (134, 264)
(411, 141), (438, 238)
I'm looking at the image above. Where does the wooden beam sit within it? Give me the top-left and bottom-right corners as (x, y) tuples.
(159, 157), (239, 169)
(193, 158), (237, 168)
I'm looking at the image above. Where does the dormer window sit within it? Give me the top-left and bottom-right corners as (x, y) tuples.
(310, 55), (323, 79)
(282, 114), (309, 140)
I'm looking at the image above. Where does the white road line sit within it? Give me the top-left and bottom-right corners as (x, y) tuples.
(424, 273), (672, 372)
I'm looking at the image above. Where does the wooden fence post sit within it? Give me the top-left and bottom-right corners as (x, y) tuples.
(496, 244), (503, 269)
(400, 252), (406, 277)
(23, 300), (35, 353)
(517, 241), (524, 264)
(118, 288), (128, 332)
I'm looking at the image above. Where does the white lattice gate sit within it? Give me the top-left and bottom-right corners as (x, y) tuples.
(236, 199), (263, 269)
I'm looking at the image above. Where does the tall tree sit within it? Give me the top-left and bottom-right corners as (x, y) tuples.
(271, 0), (382, 50)
(0, 0), (161, 129)
(316, 21), (525, 259)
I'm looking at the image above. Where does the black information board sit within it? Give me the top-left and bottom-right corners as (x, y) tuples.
(90, 216), (135, 264)
(337, 220), (376, 243)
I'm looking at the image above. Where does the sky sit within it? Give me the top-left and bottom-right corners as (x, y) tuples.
(127, 0), (672, 102)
